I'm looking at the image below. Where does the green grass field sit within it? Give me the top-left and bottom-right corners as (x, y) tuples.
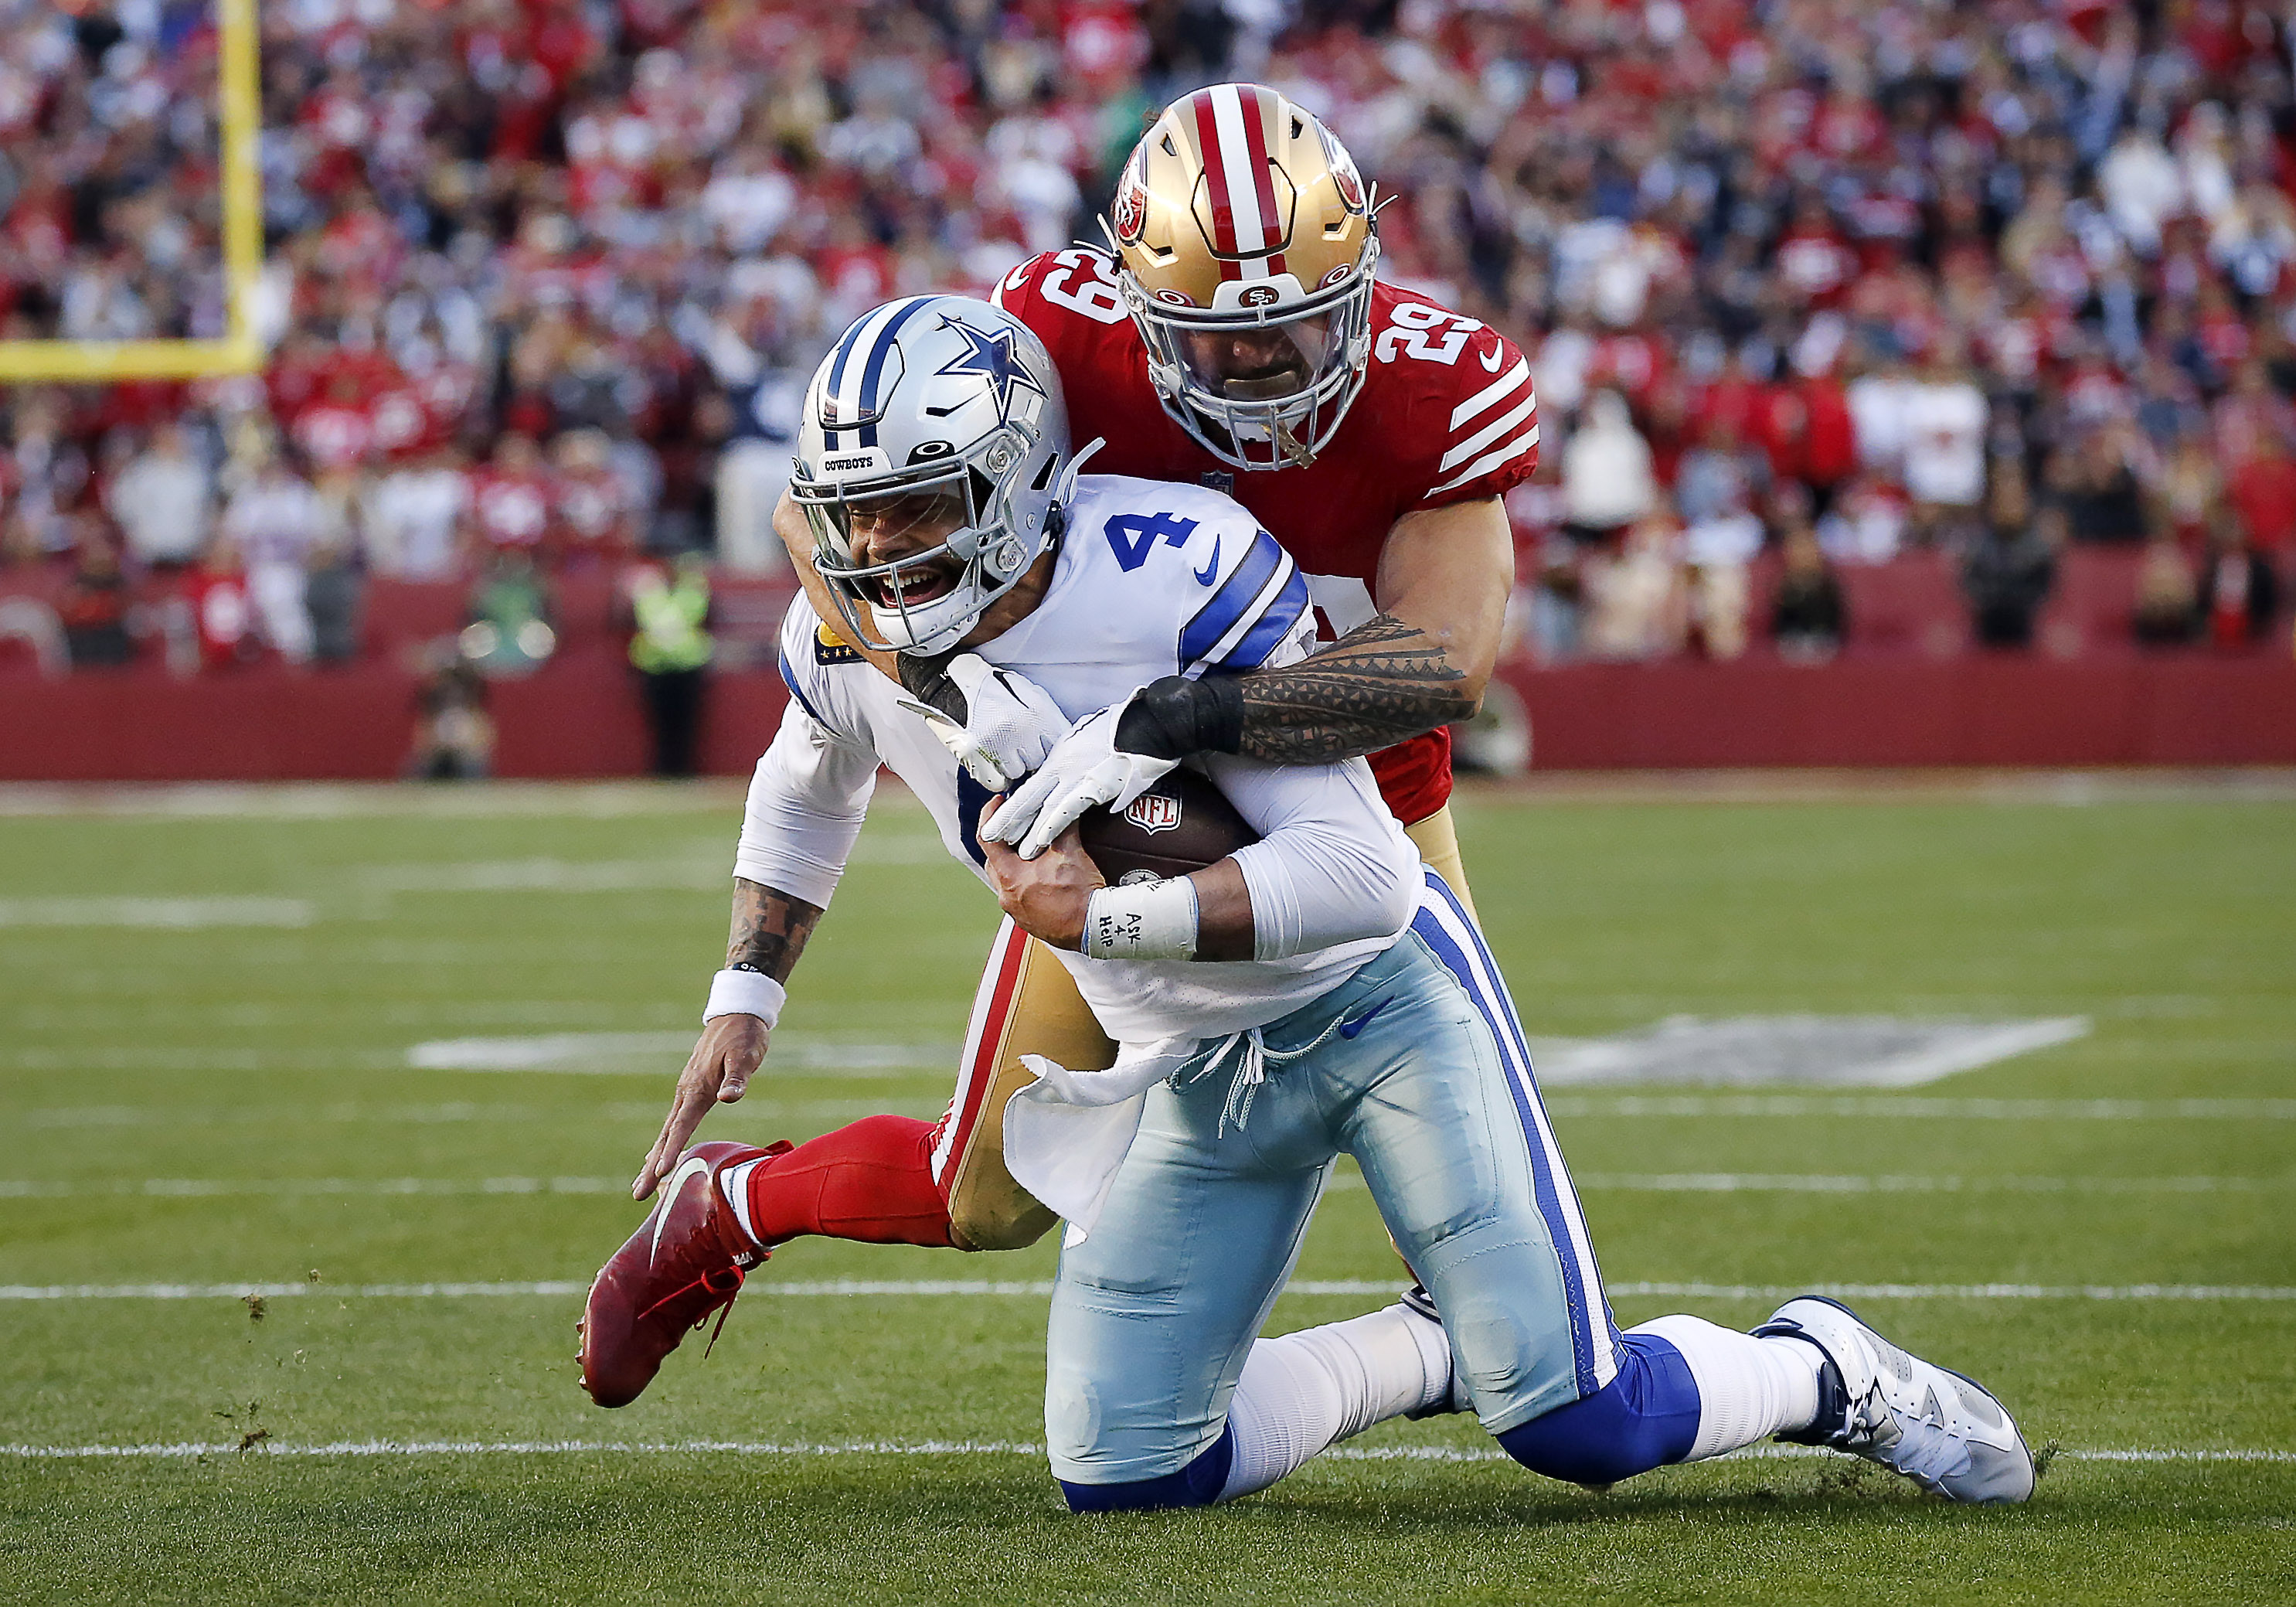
(2, 779), (2291, 1604)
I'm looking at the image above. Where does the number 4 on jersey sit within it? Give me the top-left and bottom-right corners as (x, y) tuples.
(1104, 512), (1200, 572)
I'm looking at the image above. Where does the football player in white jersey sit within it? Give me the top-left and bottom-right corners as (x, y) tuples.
(580, 296), (2034, 1509)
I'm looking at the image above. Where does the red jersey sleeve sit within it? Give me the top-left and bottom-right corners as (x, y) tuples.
(991, 247), (1134, 375)
(1372, 293), (1540, 510)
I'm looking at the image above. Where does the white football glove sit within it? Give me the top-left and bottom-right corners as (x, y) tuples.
(978, 696), (1179, 860)
(894, 653), (1070, 792)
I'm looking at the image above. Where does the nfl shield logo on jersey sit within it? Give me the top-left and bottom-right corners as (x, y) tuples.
(1124, 792), (1184, 835)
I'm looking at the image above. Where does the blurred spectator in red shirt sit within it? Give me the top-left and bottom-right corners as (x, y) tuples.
(187, 537), (259, 671)
(2226, 434), (2296, 557)
(470, 435), (555, 560)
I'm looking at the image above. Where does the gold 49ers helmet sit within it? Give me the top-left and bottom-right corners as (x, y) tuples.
(1104, 83), (1380, 471)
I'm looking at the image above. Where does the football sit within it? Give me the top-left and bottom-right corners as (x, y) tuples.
(1073, 766), (1260, 886)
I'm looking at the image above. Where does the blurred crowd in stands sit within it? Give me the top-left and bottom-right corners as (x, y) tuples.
(2, 0), (2294, 677)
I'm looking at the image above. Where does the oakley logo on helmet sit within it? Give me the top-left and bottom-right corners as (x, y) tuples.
(1151, 288), (1194, 306)
(1320, 264), (1352, 288)
(906, 441), (954, 463)
(1124, 792), (1184, 835)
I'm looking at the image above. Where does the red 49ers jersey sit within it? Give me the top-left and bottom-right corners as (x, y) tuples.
(992, 247), (1536, 825)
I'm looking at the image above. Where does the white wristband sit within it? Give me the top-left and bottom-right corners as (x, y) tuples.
(1083, 877), (1199, 962)
(703, 968), (786, 1027)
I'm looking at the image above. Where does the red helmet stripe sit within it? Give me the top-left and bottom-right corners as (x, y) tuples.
(1236, 87), (1286, 278)
(1188, 91), (1243, 279)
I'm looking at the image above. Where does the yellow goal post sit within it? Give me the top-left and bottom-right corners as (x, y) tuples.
(0, 0), (262, 383)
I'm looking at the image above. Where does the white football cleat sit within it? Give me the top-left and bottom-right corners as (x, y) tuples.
(1756, 1295), (2035, 1503)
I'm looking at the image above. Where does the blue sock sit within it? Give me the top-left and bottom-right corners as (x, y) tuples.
(1058, 1425), (1234, 1513)
(1495, 1333), (1702, 1486)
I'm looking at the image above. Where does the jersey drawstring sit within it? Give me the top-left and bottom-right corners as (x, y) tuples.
(1173, 1009), (1354, 1137)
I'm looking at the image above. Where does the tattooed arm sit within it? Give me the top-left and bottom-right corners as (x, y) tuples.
(724, 876), (825, 981)
(1111, 495), (1515, 767)
(1236, 496), (1512, 762)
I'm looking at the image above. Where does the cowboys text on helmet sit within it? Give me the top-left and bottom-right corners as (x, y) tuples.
(792, 295), (1080, 655)
(1105, 83), (1379, 471)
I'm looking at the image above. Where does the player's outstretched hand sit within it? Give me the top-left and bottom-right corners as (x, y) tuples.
(633, 1013), (769, 1200)
(978, 699), (1179, 860)
(980, 804), (1104, 951)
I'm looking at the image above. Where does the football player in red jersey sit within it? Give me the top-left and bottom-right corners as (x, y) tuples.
(628, 84), (1533, 1280)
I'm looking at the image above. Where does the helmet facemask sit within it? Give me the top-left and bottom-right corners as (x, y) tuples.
(797, 422), (1052, 655)
(1122, 226), (1379, 474)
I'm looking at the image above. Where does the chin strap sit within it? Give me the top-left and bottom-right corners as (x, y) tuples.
(1046, 437), (1105, 515)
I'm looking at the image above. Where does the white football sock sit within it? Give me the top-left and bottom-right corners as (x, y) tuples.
(717, 1157), (766, 1248)
(1219, 1304), (1453, 1500)
(1631, 1314), (1823, 1461)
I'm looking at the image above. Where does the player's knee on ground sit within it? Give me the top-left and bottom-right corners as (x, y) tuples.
(1056, 1430), (1233, 1513)
(1494, 1333), (1701, 1487)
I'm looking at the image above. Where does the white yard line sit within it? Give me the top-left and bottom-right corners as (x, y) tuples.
(19, 1095), (2287, 1129)
(0, 1178), (634, 1199)
(3, 1279), (2289, 1302)
(1321, 1172), (2283, 1196)
(12, 1100), (933, 1129)
(1543, 1095), (2296, 1121)
(405, 1034), (957, 1074)
(0, 897), (314, 929)
(1575, 1173), (2284, 1194)
(6, 1172), (2280, 1201)
(0, 1438), (2286, 1464)
(0, 781), (753, 818)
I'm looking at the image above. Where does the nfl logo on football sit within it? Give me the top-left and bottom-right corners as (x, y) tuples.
(1124, 792), (1183, 835)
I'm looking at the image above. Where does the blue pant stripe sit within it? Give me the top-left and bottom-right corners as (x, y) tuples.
(1421, 873), (1621, 1367)
(1410, 901), (1602, 1398)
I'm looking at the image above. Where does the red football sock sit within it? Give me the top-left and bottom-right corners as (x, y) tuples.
(745, 1114), (955, 1249)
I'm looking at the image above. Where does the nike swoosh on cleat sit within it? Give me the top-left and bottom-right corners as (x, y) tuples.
(1338, 998), (1395, 1039)
(1193, 536), (1222, 586)
(649, 1156), (710, 1267)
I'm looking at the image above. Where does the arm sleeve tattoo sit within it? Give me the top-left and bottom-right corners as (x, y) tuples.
(1232, 612), (1476, 764)
(727, 877), (824, 984)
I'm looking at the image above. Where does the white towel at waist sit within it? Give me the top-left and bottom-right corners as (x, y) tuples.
(1000, 1035), (1198, 1243)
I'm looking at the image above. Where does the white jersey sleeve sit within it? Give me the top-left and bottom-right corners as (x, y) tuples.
(1212, 751), (1419, 962)
(731, 605), (881, 907)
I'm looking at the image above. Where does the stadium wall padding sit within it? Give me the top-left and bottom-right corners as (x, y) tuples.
(0, 653), (2289, 780)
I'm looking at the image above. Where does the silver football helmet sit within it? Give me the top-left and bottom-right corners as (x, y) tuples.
(794, 295), (1080, 655)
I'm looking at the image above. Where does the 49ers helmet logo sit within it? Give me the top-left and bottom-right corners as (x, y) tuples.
(1240, 284), (1280, 307)
(1320, 124), (1366, 210)
(1124, 792), (1183, 835)
(1111, 152), (1150, 244)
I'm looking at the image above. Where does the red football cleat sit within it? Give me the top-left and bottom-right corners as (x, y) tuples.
(579, 1139), (791, 1408)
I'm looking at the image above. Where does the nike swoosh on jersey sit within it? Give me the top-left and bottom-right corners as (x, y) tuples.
(1479, 342), (1504, 372)
(650, 1155), (711, 1265)
(1193, 536), (1222, 586)
(1338, 997), (1395, 1039)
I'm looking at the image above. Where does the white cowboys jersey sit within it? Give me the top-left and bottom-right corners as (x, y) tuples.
(739, 473), (1419, 1044)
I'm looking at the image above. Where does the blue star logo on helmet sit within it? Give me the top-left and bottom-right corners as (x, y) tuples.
(934, 317), (1046, 423)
